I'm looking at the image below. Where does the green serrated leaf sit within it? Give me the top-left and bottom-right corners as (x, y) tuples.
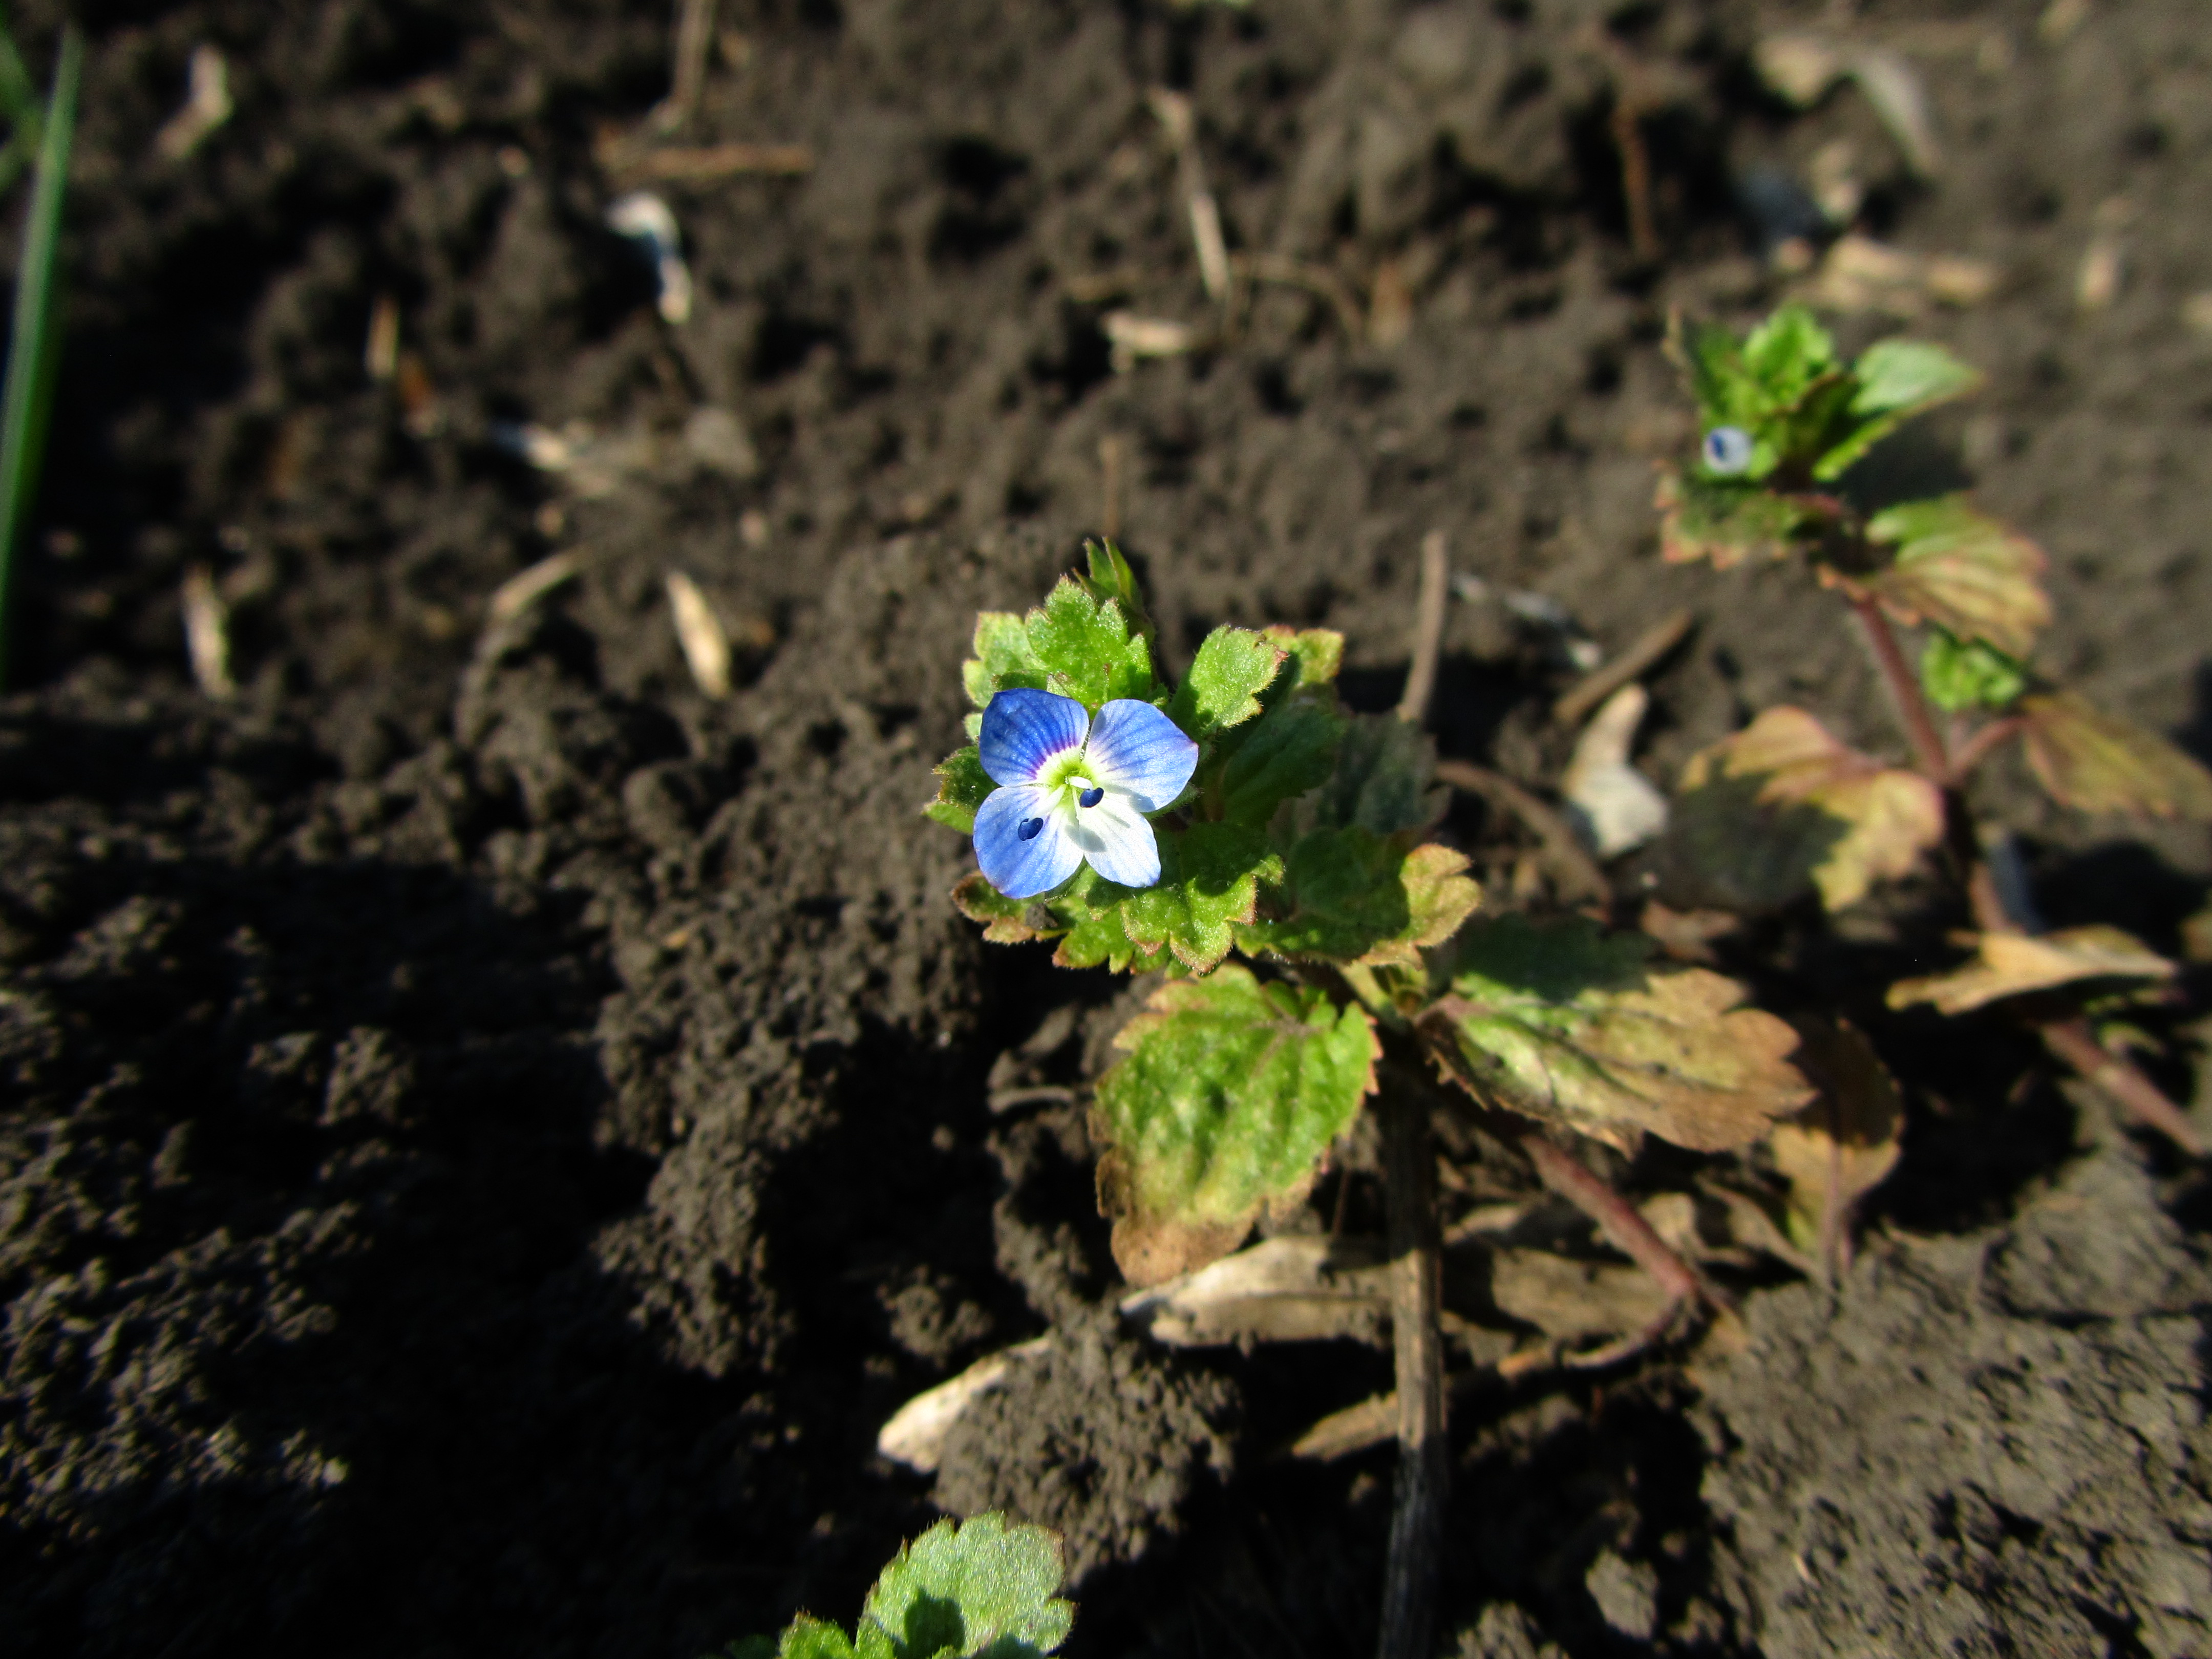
(1169, 626), (1285, 742)
(1279, 713), (1444, 839)
(1094, 965), (1378, 1285)
(1216, 695), (1346, 827)
(859, 1515), (1073, 1659)
(1259, 625), (1343, 690)
(1023, 578), (1155, 710)
(1655, 466), (1828, 569)
(1077, 538), (1153, 644)
(1431, 914), (1814, 1153)
(1118, 823), (1282, 972)
(1849, 496), (2050, 658)
(965, 612), (1046, 708)
(1813, 338), (1982, 480)
(951, 873), (1054, 944)
(1036, 865), (1172, 972)
(1920, 628), (2025, 714)
(778, 1620), (859, 1659)
(1238, 830), (1480, 967)
(925, 746), (995, 834)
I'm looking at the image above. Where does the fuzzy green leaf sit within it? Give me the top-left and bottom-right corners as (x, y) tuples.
(925, 746), (995, 834)
(1238, 830), (1480, 967)
(951, 873), (1051, 944)
(1259, 625), (1344, 690)
(1216, 695), (1346, 827)
(1741, 305), (1840, 403)
(778, 1622), (858, 1659)
(860, 1515), (1073, 1659)
(1077, 538), (1153, 643)
(1168, 626), (1285, 742)
(1118, 823), (1282, 972)
(1920, 629), (2025, 715)
(1024, 578), (1154, 710)
(1277, 713), (1444, 839)
(1040, 866), (1173, 972)
(1849, 496), (2050, 658)
(1813, 339), (1982, 480)
(1432, 914), (1814, 1153)
(1655, 466), (1828, 569)
(1094, 965), (1378, 1285)
(964, 612), (1046, 708)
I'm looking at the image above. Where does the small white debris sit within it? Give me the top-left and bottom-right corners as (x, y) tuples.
(1118, 1236), (1389, 1348)
(606, 191), (694, 325)
(181, 565), (236, 699)
(665, 571), (732, 698)
(1561, 685), (1669, 859)
(487, 420), (580, 472)
(154, 46), (232, 161)
(876, 1337), (1051, 1472)
(680, 406), (759, 478)
(1101, 311), (1201, 372)
(486, 549), (585, 627)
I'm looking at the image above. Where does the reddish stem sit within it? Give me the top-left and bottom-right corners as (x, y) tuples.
(1946, 715), (2026, 787)
(1851, 597), (1950, 781)
(1517, 1132), (1729, 1313)
(2038, 1018), (2206, 1156)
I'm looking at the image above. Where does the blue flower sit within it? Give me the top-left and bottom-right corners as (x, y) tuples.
(1702, 425), (1754, 475)
(972, 688), (1198, 899)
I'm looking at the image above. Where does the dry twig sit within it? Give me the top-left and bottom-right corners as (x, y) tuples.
(1554, 608), (1693, 729)
(1432, 760), (1611, 906)
(1396, 531), (1448, 726)
(649, 0), (719, 134)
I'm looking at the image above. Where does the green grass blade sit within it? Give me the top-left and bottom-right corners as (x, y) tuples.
(0, 23), (79, 688)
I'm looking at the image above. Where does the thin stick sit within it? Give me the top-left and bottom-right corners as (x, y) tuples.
(1945, 714), (2024, 786)
(2039, 1016), (2204, 1155)
(615, 142), (813, 184)
(1397, 530), (1448, 726)
(1610, 96), (1659, 263)
(1099, 435), (1125, 544)
(1232, 251), (1366, 342)
(1851, 598), (1950, 780)
(1375, 1089), (1446, 1659)
(1554, 609), (1693, 728)
(1433, 760), (1610, 906)
(181, 565), (235, 699)
(1516, 1130), (1725, 1312)
(650, 0), (718, 134)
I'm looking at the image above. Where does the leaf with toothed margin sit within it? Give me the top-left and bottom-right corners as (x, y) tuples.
(1043, 866), (1174, 973)
(1118, 823), (1281, 972)
(963, 612), (1046, 709)
(925, 746), (995, 834)
(1237, 830), (1481, 967)
(858, 1513), (1074, 1659)
(1076, 538), (1153, 646)
(2018, 691), (2212, 820)
(1920, 628), (2025, 715)
(1887, 924), (2177, 1016)
(1023, 578), (1154, 711)
(1655, 466), (1828, 569)
(1259, 625), (1343, 689)
(1168, 626), (1285, 743)
(1277, 713), (1444, 840)
(1836, 496), (2050, 660)
(1216, 695), (1345, 828)
(1092, 965), (1378, 1286)
(950, 873), (1050, 944)
(1428, 913), (1814, 1154)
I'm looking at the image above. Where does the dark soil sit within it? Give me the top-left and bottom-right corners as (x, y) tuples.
(3, 0), (2208, 1655)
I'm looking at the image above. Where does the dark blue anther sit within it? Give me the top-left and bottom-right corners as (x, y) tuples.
(1702, 426), (1753, 475)
(1078, 786), (1104, 808)
(1017, 816), (1045, 841)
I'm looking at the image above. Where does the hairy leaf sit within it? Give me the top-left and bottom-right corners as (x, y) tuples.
(1887, 924), (2178, 1016)
(951, 872), (1050, 944)
(776, 1620), (857, 1659)
(1093, 966), (1378, 1285)
(1741, 305), (1841, 405)
(964, 612), (1046, 708)
(1274, 713), (1445, 840)
(1045, 867), (1173, 973)
(2019, 691), (2212, 819)
(1216, 695), (1346, 827)
(1118, 822), (1283, 972)
(1239, 831), (1479, 967)
(1667, 707), (1945, 912)
(1814, 338), (1981, 479)
(1168, 626), (1285, 742)
(1076, 538), (1151, 644)
(1432, 914), (1814, 1153)
(1023, 578), (1155, 710)
(1654, 466), (1827, 569)
(1260, 625), (1344, 689)
(1770, 1017), (1903, 1265)
(1920, 629), (2025, 715)
(925, 746), (995, 834)
(860, 1514), (1073, 1659)
(1844, 496), (2051, 658)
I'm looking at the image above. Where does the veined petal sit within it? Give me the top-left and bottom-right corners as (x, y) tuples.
(1069, 790), (1162, 888)
(1083, 699), (1198, 812)
(979, 688), (1089, 787)
(973, 784), (1082, 899)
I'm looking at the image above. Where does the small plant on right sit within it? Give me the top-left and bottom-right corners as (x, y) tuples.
(1655, 303), (2212, 1154)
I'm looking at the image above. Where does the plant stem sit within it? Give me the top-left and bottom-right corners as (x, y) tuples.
(1517, 1131), (1725, 1312)
(1850, 597), (1950, 780)
(1396, 529), (1449, 726)
(1376, 1088), (1447, 1659)
(1946, 715), (2025, 787)
(2038, 1017), (2205, 1157)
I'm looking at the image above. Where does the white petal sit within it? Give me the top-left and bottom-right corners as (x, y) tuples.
(1069, 790), (1162, 888)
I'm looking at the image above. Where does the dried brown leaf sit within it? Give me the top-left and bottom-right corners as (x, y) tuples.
(2019, 691), (2212, 820)
(1770, 1017), (1903, 1265)
(1830, 497), (2051, 660)
(1887, 924), (2178, 1016)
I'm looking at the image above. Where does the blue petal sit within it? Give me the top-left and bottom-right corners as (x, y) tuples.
(1069, 791), (1161, 888)
(1082, 699), (1198, 813)
(979, 688), (1089, 786)
(973, 784), (1082, 898)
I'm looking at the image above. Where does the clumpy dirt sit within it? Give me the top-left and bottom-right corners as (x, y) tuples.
(3, 0), (2209, 1654)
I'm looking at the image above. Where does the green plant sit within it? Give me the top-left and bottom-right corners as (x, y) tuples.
(1656, 303), (2212, 1152)
(715, 1513), (1073, 1659)
(0, 18), (80, 688)
(929, 541), (1821, 1657)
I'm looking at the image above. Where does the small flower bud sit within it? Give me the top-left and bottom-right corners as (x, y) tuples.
(1702, 426), (1754, 475)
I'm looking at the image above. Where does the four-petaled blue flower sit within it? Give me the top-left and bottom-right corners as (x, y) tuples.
(973, 688), (1198, 898)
